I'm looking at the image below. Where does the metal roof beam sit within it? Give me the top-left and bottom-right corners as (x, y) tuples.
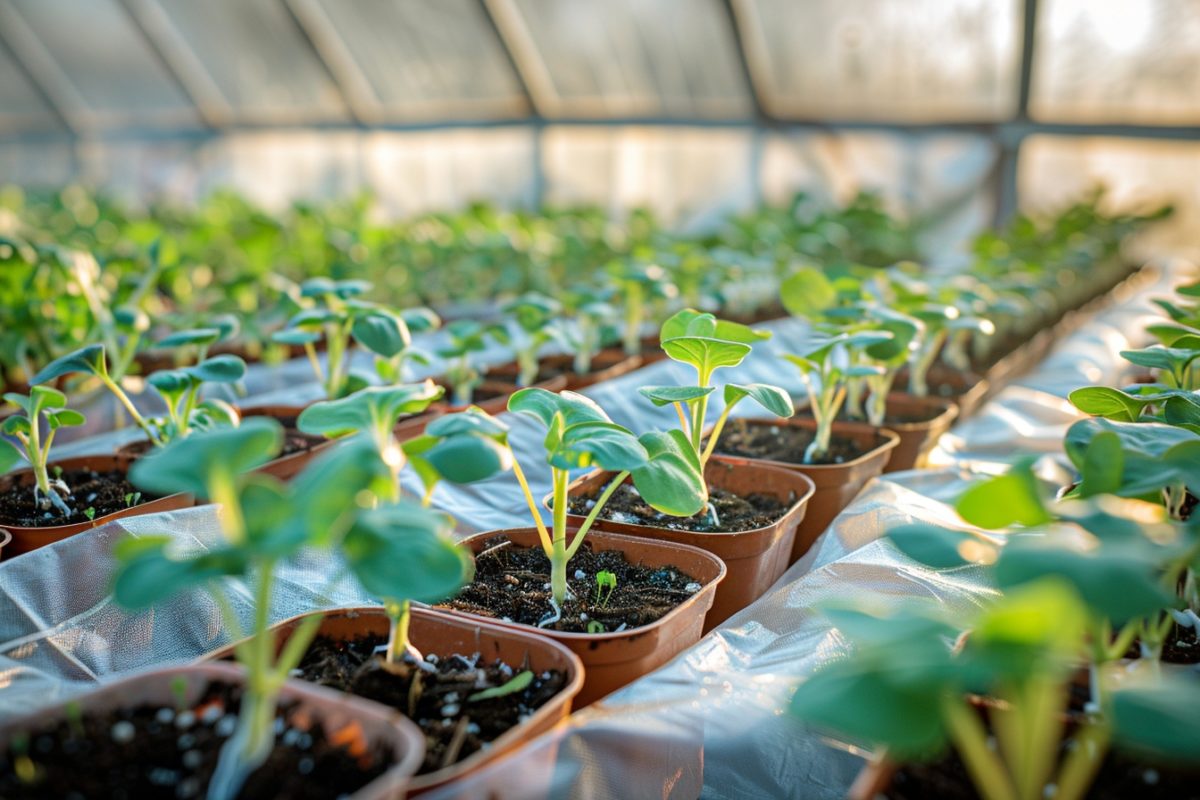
(275, 0), (369, 125)
(285, 0), (383, 125)
(481, 0), (557, 118)
(116, 0), (233, 129)
(0, 0), (86, 134)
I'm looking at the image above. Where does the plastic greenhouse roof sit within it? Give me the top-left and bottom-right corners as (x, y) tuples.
(0, 0), (1196, 138)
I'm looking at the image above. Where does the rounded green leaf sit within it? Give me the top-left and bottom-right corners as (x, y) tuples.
(187, 355), (246, 384)
(724, 383), (793, 418)
(552, 421), (647, 472)
(781, 267), (837, 318)
(418, 434), (512, 484)
(508, 387), (611, 429)
(352, 311), (411, 358)
(32, 345), (107, 384)
(129, 417), (284, 498)
(638, 386), (715, 407)
(886, 523), (998, 569)
(955, 461), (1051, 529)
(662, 336), (752, 375)
(629, 429), (707, 517)
(46, 409), (85, 430)
(425, 408), (509, 442)
(1112, 679), (1200, 762)
(1068, 386), (1147, 422)
(343, 502), (473, 604)
(156, 328), (221, 349)
(271, 329), (321, 346)
(299, 382), (442, 439)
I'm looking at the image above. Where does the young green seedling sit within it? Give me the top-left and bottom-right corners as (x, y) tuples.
(436, 319), (508, 406)
(857, 308), (924, 427)
(895, 282), (994, 396)
(113, 420), (469, 799)
(501, 292), (568, 387)
(271, 278), (410, 399)
(0, 387), (85, 516)
(641, 309), (794, 477)
(358, 307), (441, 384)
(783, 330), (892, 463)
(605, 259), (675, 356)
(562, 287), (618, 375)
(32, 344), (159, 444)
(152, 313), (240, 366)
(300, 388), (510, 663)
(493, 388), (706, 616)
(594, 570), (616, 606)
(1119, 340), (1200, 391)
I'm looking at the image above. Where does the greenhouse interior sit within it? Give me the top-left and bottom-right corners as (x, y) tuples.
(1, 0), (1200, 798)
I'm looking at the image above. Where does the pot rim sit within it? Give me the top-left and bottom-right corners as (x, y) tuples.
(712, 417), (901, 472)
(879, 392), (960, 432)
(454, 526), (726, 643)
(0, 454), (191, 534)
(0, 660), (426, 798)
(551, 457), (816, 540)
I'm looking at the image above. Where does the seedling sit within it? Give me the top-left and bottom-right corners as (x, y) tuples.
(605, 259), (676, 356)
(784, 331), (892, 463)
(586, 620), (606, 634)
(83, 507), (95, 521)
(494, 388), (706, 613)
(857, 309), (924, 427)
(0, 387), (86, 517)
(467, 670), (533, 702)
(113, 420), (470, 799)
(594, 570), (617, 606)
(360, 307), (441, 384)
(301, 388), (510, 663)
(152, 313), (240, 366)
(123, 492), (141, 508)
(641, 309), (794, 471)
(436, 319), (507, 406)
(1118, 341), (1200, 390)
(792, 582), (1109, 800)
(562, 287), (618, 375)
(32, 344), (245, 447)
(271, 278), (411, 399)
(890, 272), (994, 396)
(501, 292), (568, 386)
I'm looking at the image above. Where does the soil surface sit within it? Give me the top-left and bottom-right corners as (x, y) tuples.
(0, 681), (392, 799)
(0, 467), (163, 528)
(886, 750), (1200, 799)
(1123, 622), (1200, 664)
(296, 633), (566, 775)
(711, 419), (889, 465)
(567, 482), (787, 532)
(439, 536), (704, 633)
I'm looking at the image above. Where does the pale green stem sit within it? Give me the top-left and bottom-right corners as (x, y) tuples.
(549, 468), (569, 605)
(1052, 720), (1110, 800)
(98, 373), (163, 446)
(623, 283), (643, 356)
(701, 400), (740, 468)
(942, 695), (1019, 800)
(383, 599), (411, 664)
(303, 342), (325, 388)
(509, 453), (552, 554)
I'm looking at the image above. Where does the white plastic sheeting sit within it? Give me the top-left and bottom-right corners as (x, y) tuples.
(0, 260), (1191, 799)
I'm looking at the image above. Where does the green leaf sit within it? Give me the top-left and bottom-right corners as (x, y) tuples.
(1077, 431), (1124, 496)
(238, 475), (302, 557)
(129, 417), (283, 499)
(508, 388), (611, 429)
(32, 345), (107, 383)
(0, 441), (24, 473)
(352, 311), (411, 358)
(629, 429), (707, 516)
(113, 539), (247, 610)
(780, 267), (837, 318)
(156, 328), (221, 349)
(414, 432), (512, 484)
(288, 437), (394, 546)
(1067, 386), (1147, 422)
(1112, 679), (1200, 763)
(995, 537), (1177, 626)
(342, 502), (473, 604)
(1120, 346), (1200, 378)
(661, 336), (752, 377)
(724, 383), (793, 418)
(955, 461), (1052, 529)
(550, 421), (647, 472)
(187, 355), (246, 384)
(424, 408), (509, 442)
(637, 385), (715, 407)
(271, 329), (321, 346)
(886, 523), (999, 569)
(46, 409), (85, 430)
(298, 382), (442, 439)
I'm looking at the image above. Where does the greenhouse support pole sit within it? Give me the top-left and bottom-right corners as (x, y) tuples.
(995, 0), (1039, 226)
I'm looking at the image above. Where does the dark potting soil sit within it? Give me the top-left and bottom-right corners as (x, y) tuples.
(566, 482), (787, 533)
(886, 749), (1200, 800)
(0, 681), (392, 799)
(1122, 622), (1200, 665)
(439, 536), (705, 633)
(711, 418), (888, 466)
(296, 633), (567, 776)
(0, 467), (163, 528)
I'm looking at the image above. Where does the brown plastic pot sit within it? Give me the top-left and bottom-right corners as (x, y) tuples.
(447, 527), (725, 707)
(556, 456), (814, 630)
(237, 404), (336, 480)
(711, 418), (899, 564)
(205, 605), (584, 797)
(879, 393), (959, 472)
(433, 375), (568, 416)
(896, 365), (990, 420)
(0, 455), (193, 559)
(483, 350), (644, 392)
(0, 661), (425, 799)
(848, 757), (895, 800)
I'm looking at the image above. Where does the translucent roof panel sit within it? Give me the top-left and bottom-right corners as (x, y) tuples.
(302, 0), (528, 120)
(153, 0), (347, 123)
(500, 0), (751, 118)
(738, 0), (1020, 122)
(1030, 0), (1200, 125)
(0, 44), (57, 132)
(1020, 135), (1200, 262)
(6, 0), (198, 128)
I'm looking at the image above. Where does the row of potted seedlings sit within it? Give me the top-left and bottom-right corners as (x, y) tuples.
(791, 277), (1200, 798)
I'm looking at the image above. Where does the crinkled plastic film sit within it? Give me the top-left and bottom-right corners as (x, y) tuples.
(0, 261), (1193, 798)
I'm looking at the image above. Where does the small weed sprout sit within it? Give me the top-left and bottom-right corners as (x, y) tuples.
(595, 570), (617, 606)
